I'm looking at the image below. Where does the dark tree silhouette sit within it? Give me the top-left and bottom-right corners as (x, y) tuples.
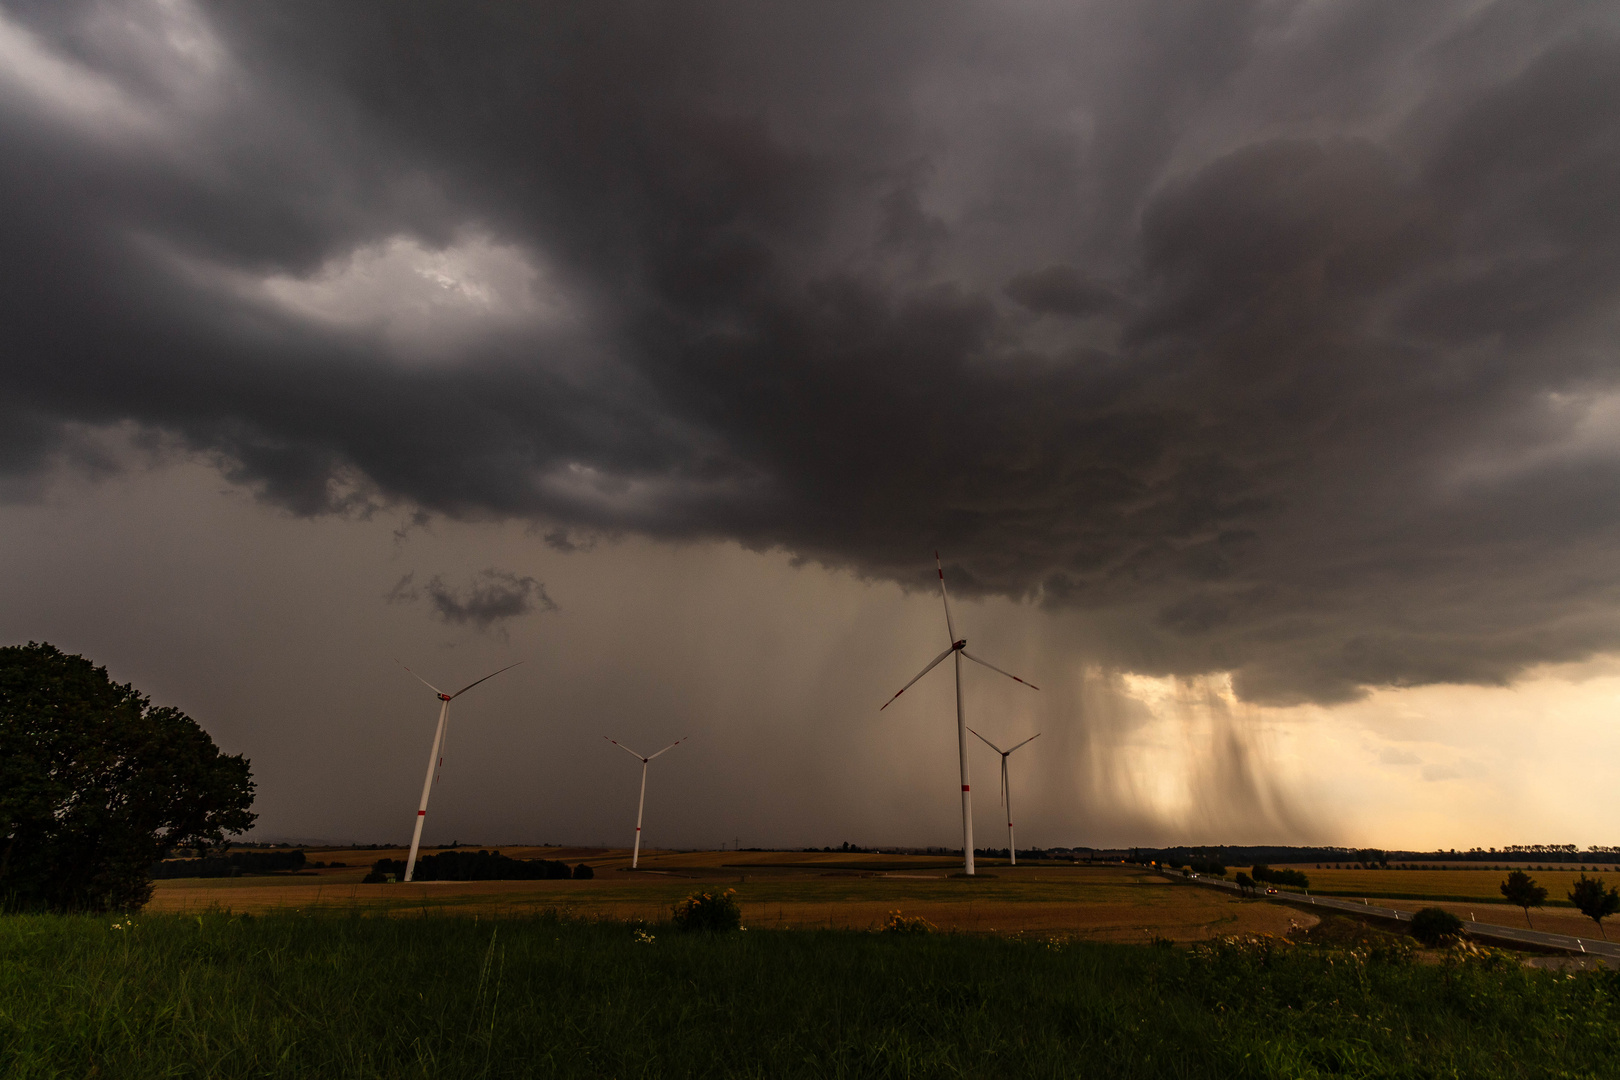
(1233, 872), (1255, 897)
(0, 642), (255, 911)
(1500, 870), (1548, 929)
(1567, 875), (1620, 939)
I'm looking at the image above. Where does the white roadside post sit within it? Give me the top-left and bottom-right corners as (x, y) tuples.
(881, 553), (1039, 877)
(398, 662), (522, 883)
(606, 737), (687, 869)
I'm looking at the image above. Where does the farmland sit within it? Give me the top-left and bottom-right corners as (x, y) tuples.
(7, 849), (1619, 1077)
(1235, 864), (1620, 939)
(145, 849), (1310, 942)
(1265, 865), (1620, 905)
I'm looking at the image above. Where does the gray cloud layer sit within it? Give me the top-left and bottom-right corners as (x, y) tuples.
(5, 1), (1620, 703)
(389, 569), (557, 631)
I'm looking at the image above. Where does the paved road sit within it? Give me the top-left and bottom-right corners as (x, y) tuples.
(1159, 870), (1620, 960)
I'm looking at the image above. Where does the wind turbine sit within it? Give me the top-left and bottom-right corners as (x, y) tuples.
(969, 728), (1040, 866)
(605, 736), (687, 869)
(398, 661), (522, 882)
(880, 553), (1039, 876)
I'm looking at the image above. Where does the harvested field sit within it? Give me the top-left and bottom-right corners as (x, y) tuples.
(1233, 865), (1620, 940)
(1260, 865), (1620, 906)
(147, 850), (1313, 942)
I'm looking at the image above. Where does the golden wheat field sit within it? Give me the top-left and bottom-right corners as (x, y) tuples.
(1245, 864), (1620, 940)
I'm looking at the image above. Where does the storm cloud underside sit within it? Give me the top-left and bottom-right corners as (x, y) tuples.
(5, 1), (1620, 705)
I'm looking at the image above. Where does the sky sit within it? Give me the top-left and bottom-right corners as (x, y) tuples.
(4, 0), (1620, 852)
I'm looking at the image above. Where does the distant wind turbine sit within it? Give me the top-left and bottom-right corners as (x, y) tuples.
(969, 728), (1040, 866)
(398, 661), (522, 883)
(605, 736), (687, 869)
(881, 553), (1039, 876)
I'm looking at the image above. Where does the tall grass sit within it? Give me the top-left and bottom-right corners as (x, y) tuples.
(2, 912), (1617, 1078)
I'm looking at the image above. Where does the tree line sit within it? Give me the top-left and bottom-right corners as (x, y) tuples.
(150, 849), (315, 879)
(362, 849), (593, 882)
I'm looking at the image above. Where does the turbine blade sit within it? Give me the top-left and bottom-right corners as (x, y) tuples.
(397, 660), (445, 697)
(936, 552), (958, 644)
(961, 650), (1039, 691)
(1007, 733), (1042, 754)
(605, 736), (645, 761)
(647, 737), (688, 760)
(1001, 758), (1009, 808)
(879, 644), (955, 710)
(449, 661), (524, 699)
(967, 726), (1005, 754)
(436, 713), (452, 785)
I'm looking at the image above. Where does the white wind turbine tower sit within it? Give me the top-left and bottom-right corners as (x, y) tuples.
(398, 661), (522, 883)
(881, 552), (1039, 876)
(605, 736), (687, 869)
(969, 728), (1040, 866)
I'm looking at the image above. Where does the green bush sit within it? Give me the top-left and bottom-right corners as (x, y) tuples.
(1252, 864), (1310, 889)
(672, 888), (742, 932)
(879, 910), (936, 934)
(1410, 907), (1465, 947)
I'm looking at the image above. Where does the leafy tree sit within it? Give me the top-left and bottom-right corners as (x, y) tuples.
(1499, 870), (1548, 928)
(1409, 907), (1464, 947)
(1252, 864), (1310, 889)
(0, 642), (255, 912)
(1233, 872), (1255, 897)
(1567, 874), (1620, 939)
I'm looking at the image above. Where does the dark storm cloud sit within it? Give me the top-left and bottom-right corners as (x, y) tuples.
(1005, 266), (1128, 317)
(4, 0), (1620, 702)
(388, 570), (557, 631)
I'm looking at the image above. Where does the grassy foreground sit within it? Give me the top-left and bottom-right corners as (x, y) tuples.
(3, 913), (1619, 1079)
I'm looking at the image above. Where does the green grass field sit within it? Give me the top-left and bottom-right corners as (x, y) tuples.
(3, 910), (1618, 1079)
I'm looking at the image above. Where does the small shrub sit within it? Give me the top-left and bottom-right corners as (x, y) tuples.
(878, 910), (936, 934)
(1411, 906), (1464, 947)
(672, 889), (742, 932)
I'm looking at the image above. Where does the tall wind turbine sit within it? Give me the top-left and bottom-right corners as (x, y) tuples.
(969, 728), (1040, 866)
(605, 736), (686, 869)
(881, 553), (1039, 876)
(398, 661), (522, 882)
